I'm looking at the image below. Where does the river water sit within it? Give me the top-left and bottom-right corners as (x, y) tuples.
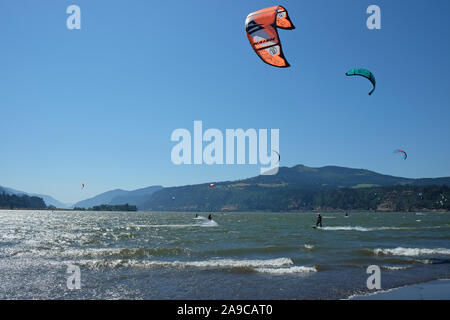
(0, 210), (449, 299)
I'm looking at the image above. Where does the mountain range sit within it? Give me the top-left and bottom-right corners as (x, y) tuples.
(141, 165), (450, 211)
(0, 185), (70, 208)
(72, 186), (163, 209)
(2, 165), (449, 211)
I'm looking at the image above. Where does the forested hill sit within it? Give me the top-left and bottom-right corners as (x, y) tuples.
(141, 165), (450, 212)
(72, 185), (163, 209)
(0, 192), (47, 209)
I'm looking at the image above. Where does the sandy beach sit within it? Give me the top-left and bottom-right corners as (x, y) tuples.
(352, 279), (450, 300)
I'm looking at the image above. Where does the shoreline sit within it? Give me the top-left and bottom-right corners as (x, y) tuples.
(1, 208), (449, 213)
(349, 279), (450, 300)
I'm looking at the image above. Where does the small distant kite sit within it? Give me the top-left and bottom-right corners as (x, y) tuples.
(245, 5), (295, 67)
(272, 150), (280, 164)
(394, 149), (407, 160)
(345, 68), (376, 95)
(209, 183), (215, 189)
(81, 183), (85, 189)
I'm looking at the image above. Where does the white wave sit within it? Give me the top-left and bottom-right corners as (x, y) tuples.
(381, 265), (410, 271)
(255, 266), (317, 274)
(345, 286), (400, 300)
(126, 220), (218, 228)
(321, 226), (412, 232)
(198, 220), (218, 227)
(62, 248), (123, 258)
(76, 257), (294, 269)
(130, 223), (217, 228)
(377, 227), (413, 231)
(302, 244), (315, 250)
(172, 258), (293, 268)
(373, 247), (450, 257)
(15, 247), (164, 259)
(417, 259), (434, 264)
(321, 226), (371, 231)
(140, 224), (197, 228)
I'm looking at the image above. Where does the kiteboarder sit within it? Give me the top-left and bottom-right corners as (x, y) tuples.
(316, 214), (322, 228)
(208, 214), (212, 220)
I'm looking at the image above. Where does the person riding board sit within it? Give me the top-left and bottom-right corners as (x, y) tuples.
(208, 214), (212, 220)
(316, 214), (322, 228)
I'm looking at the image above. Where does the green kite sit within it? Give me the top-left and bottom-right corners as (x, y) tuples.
(345, 68), (376, 95)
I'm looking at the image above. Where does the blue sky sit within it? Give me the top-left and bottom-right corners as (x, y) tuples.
(1, 0), (450, 204)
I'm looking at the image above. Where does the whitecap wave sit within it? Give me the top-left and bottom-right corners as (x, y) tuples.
(373, 247), (450, 257)
(127, 222), (218, 228)
(381, 265), (410, 271)
(167, 258), (293, 268)
(321, 226), (371, 231)
(321, 226), (412, 232)
(197, 220), (218, 227)
(255, 266), (317, 274)
(75, 257), (295, 270)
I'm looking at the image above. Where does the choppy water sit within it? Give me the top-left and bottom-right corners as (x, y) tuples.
(0, 210), (449, 299)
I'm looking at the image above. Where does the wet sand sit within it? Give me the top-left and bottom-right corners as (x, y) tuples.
(352, 279), (450, 300)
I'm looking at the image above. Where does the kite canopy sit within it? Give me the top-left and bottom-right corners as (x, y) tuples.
(345, 68), (376, 95)
(81, 183), (85, 189)
(394, 149), (407, 160)
(209, 183), (215, 189)
(245, 5), (295, 68)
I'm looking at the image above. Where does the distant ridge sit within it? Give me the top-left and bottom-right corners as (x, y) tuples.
(72, 185), (163, 209)
(3, 165), (449, 212)
(0, 185), (69, 208)
(140, 165), (450, 212)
